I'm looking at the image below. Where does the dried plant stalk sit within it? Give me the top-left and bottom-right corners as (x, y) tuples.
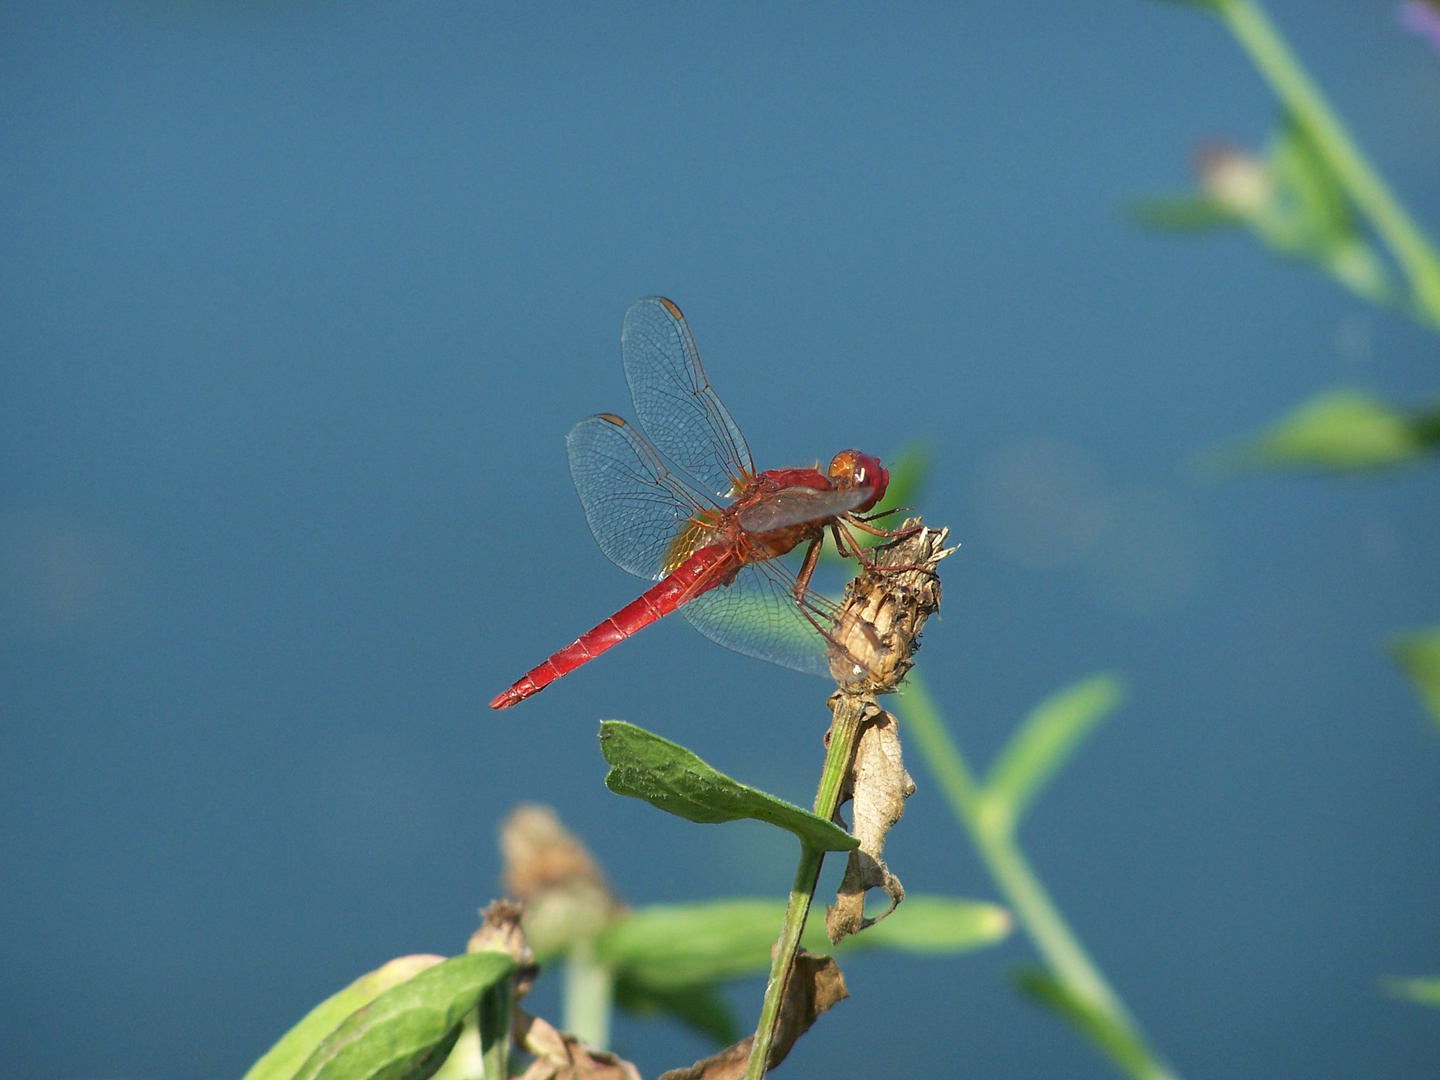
(742, 520), (953, 1080)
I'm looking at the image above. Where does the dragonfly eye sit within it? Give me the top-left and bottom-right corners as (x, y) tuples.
(828, 450), (889, 512)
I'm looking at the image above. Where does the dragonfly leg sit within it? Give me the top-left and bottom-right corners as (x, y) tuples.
(847, 514), (925, 541)
(834, 518), (934, 574)
(790, 536), (823, 603)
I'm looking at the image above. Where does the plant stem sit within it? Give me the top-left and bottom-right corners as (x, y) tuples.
(476, 977), (513, 1080)
(562, 942), (614, 1050)
(744, 701), (864, 1080)
(1211, 0), (1440, 329)
(897, 676), (1178, 1080)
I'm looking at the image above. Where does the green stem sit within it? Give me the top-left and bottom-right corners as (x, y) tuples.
(897, 676), (1178, 1080)
(1210, 0), (1440, 328)
(744, 702), (864, 1080)
(476, 978), (513, 1080)
(562, 942), (614, 1050)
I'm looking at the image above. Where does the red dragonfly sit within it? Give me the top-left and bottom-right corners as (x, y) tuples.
(491, 297), (894, 710)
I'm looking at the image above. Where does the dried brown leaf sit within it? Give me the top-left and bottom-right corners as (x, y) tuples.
(658, 952), (848, 1080)
(514, 1011), (642, 1080)
(825, 707), (914, 942)
(820, 522), (945, 945)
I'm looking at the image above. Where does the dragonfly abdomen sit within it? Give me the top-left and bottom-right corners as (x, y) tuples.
(489, 545), (734, 709)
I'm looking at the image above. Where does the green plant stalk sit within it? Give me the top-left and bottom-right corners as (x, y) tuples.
(562, 943), (614, 1050)
(477, 977), (513, 1080)
(896, 676), (1178, 1080)
(1211, 0), (1440, 328)
(744, 705), (863, 1080)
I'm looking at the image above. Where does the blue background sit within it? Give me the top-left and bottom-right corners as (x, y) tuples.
(2, 3), (1438, 1078)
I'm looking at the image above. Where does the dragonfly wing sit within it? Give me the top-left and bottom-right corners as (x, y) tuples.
(621, 297), (755, 499)
(678, 558), (841, 679)
(567, 413), (721, 581)
(734, 486), (874, 535)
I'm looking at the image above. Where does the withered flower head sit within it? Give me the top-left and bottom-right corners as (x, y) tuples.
(500, 804), (621, 961)
(468, 899), (538, 998)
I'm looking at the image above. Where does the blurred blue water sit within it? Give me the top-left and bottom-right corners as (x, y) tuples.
(2, 2), (1438, 1078)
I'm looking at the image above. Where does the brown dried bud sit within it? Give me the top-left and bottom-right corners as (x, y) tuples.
(468, 899), (538, 998)
(500, 804), (621, 960)
(827, 520), (951, 694)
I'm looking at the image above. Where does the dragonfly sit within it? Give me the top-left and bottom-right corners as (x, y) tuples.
(490, 296), (898, 710)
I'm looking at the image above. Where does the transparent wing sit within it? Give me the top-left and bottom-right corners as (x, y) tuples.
(567, 413), (722, 582)
(621, 297), (754, 499)
(679, 558), (855, 679)
(735, 486), (873, 535)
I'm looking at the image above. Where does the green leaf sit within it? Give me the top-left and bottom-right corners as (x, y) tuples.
(598, 721), (858, 852)
(1129, 195), (1238, 232)
(1014, 969), (1162, 1080)
(242, 956), (447, 1080)
(1270, 115), (1353, 246)
(292, 952), (516, 1080)
(597, 900), (782, 989)
(983, 674), (1125, 830)
(613, 976), (741, 1045)
(596, 895), (1010, 991)
(1382, 975), (1440, 1007)
(831, 895), (1013, 955)
(1212, 389), (1430, 473)
(1391, 628), (1440, 734)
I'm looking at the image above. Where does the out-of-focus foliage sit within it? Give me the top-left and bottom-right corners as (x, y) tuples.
(595, 897), (1011, 993)
(1391, 628), (1440, 733)
(981, 673), (1125, 832)
(613, 978), (740, 1046)
(1015, 970), (1169, 1080)
(603, 896), (1009, 1046)
(1135, 118), (1397, 312)
(1141, 0), (1440, 1041)
(1206, 389), (1440, 474)
(1381, 975), (1440, 1008)
(896, 673), (1181, 1080)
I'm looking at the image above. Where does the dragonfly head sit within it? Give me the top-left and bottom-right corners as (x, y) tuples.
(827, 450), (889, 513)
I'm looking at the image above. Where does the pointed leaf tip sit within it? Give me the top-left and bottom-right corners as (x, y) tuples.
(1382, 975), (1440, 1007)
(1390, 628), (1440, 733)
(984, 673), (1126, 828)
(1015, 969), (1164, 1080)
(1130, 194), (1239, 232)
(241, 955), (447, 1080)
(598, 721), (857, 852)
(1214, 389), (1428, 474)
(291, 952), (516, 1080)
